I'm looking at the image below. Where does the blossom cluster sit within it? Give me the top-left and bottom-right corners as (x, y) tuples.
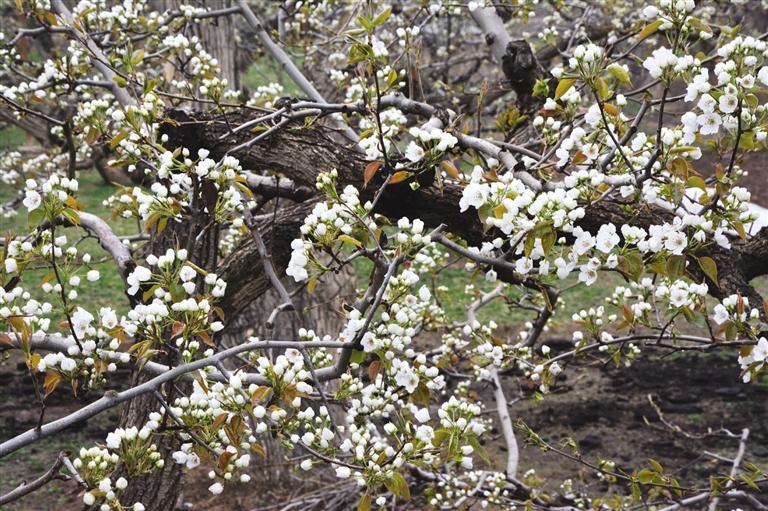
(75, 414), (165, 511)
(122, 249), (226, 361)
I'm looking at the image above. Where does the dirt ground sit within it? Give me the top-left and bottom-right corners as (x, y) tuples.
(507, 350), (768, 505)
(1, 346), (767, 510)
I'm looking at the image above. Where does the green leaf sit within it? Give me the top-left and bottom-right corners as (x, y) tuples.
(467, 435), (491, 465)
(62, 208), (80, 226)
(541, 227), (556, 256)
(681, 306), (696, 322)
(130, 48), (145, 67)
(347, 40), (374, 65)
(477, 204), (493, 233)
(738, 131), (756, 150)
(411, 381), (430, 406)
(532, 78), (550, 98)
(669, 145), (698, 154)
(619, 251), (644, 282)
(607, 64), (631, 86)
(169, 282), (185, 302)
(389, 472), (411, 500)
(638, 20), (664, 41)
(555, 77), (577, 99)
(338, 234), (362, 248)
(685, 176), (707, 191)
(637, 469), (656, 484)
(698, 256), (718, 284)
(741, 474), (760, 490)
(595, 77), (610, 100)
(386, 68), (399, 87)
(666, 157), (689, 178)
(433, 429), (449, 447)
(357, 494), (371, 511)
(110, 130), (129, 149)
(373, 6), (392, 26)
(142, 285), (158, 302)
(27, 208), (45, 227)
(732, 220), (747, 240)
(524, 233), (535, 257)
(666, 254), (686, 279)
(356, 15), (373, 32)
(350, 349), (366, 365)
(648, 458), (663, 473)
(687, 17), (712, 34)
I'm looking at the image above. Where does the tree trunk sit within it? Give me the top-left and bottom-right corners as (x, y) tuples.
(198, 0), (240, 90)
(115, 380), (185, 510)
(164, 0), (240, 90)
(218, 265), (355, 491)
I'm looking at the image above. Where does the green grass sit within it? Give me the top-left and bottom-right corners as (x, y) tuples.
(352, 254), (624, 330)
(438, 269), (625, 329)
(0, 126), (26, 150)
(243, 55), (301, 95)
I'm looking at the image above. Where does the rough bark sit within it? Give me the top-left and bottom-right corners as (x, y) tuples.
(500, 40), (548, 110)
(91, 146), (138, 186)
(219, 263), (354, 489)
(159, 111), (768, 316)
(115, 377), (184, 511)
(218, 200), (315, 317)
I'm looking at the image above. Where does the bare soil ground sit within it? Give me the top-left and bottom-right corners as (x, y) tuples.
(507, 350), (768, 504)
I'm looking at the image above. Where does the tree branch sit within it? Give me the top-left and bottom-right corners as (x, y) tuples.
(0, 451), (74, 506)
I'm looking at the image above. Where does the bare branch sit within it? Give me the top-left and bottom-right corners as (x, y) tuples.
(0, 451), (70, 506)
(708, 428), (750, 511)
(50, 0), (136, 106)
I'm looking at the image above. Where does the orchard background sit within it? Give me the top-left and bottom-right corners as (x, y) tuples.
(1, 0), (768, 510)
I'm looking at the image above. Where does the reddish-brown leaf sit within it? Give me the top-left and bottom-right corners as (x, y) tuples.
(388, 170), (411, 184)
(212, 412), (228, 431)
(198, 330), (214, 347)
(251, 442), (266, 458)
(171, 321), (185, 339)
(439, 160), (460, 180)
(0, 332), (13, 347)
(250, 385), (271, 404)
(364, 161), (383, 187)
(368, 359), (381, 381)
(43, 370), (62, 397)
